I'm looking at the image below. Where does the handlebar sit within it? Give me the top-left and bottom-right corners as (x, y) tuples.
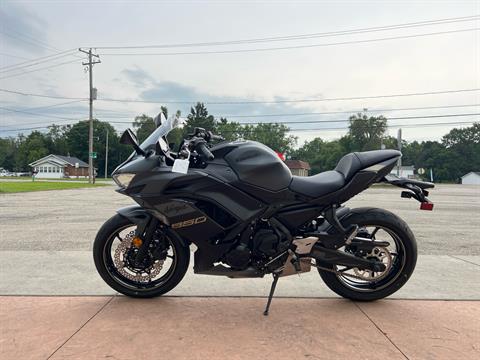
(197, 142), (214, 161)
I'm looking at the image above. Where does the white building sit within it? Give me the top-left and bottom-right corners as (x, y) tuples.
(29, 154), (89, 179)
(461, 172), (480, 185)
(390, 165), (415, 179)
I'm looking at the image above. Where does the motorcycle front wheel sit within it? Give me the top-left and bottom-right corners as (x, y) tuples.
(93, 214), (190, 298)
(317, 207), (417, 301)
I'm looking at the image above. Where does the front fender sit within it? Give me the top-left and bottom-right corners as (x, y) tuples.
(117, 205), (151, 228)
(116, 205), (188, 247)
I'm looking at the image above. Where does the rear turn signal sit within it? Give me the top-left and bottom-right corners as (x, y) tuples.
(420, 202), (434, 211)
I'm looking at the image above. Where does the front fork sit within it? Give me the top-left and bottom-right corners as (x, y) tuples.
(133, 218), (159, 267)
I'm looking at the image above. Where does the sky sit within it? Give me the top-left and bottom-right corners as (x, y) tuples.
(0, 0), (479, 146)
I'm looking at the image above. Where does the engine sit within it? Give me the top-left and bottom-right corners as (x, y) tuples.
(223, 222), (291, 270)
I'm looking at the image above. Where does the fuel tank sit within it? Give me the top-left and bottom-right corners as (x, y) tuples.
(211, 140), (292, 192)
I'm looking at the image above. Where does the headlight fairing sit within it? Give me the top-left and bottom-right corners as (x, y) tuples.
(113, 173), (136, 188)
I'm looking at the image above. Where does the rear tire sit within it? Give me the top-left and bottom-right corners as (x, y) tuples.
(317, 207), (417, 301)
(93, 214), (190, 298)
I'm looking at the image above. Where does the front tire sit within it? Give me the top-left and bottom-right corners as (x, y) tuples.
(93, 214), (190, 298)
(317, 207), (417, 301)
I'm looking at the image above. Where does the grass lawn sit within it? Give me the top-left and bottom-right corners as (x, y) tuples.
(0, 181), (109, 193)
(2, 176), (111, 181)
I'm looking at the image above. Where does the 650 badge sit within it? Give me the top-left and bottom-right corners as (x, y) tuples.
(171, 216), (207, 229)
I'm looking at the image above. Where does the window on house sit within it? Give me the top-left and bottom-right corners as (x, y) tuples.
(48, 167), (51, 173)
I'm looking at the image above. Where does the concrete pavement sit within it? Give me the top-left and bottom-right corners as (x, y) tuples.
(1, 251), (479, 299)
(1, 185), (479, 359)
(1, 296), (479, 360)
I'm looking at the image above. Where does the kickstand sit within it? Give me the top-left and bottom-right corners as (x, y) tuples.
(263, 272), (280, 316)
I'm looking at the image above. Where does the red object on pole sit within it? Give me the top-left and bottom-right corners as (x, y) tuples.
(420, 202), (434, 211)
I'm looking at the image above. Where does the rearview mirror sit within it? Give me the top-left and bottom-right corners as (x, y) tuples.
(154, 112), (167, 128)
(120, 128), (146, 156)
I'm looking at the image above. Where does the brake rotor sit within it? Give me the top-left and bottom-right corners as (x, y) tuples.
(353, 246), (393, 281)
(113, 231), (164, 283)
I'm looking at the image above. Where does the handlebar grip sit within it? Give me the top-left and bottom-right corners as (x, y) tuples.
(198, 143), (214, 161)
(211, 134), (225, 141)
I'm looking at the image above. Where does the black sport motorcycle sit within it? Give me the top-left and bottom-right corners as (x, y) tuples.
(94, 112), (434, 314)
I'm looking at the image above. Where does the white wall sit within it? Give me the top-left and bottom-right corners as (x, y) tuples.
(33, 163), (64, 179)
(461, 173), (480, 185)
(390, 169), (415, 179)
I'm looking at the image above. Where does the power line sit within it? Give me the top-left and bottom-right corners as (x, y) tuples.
(0, 52), (30, 60)
(0, 51), (79, 74)
(1, 87), (478, 105)
(0, 30), (58, 54)
(93, 15), (479, 49)
(21, 100), (87, 112)
(0, 49), (77, 71)
(0, 88), (86, 101)
(2, 119), (476, 134)
(0, 107), (82, 121)
(90, 103), (479, 119)
(221, 103), (480, 118)
(3, 103), (477, 128)
(0, 27), (60, 53)
(97, 88), (480, 105)
(0, 59), (80, 80)
(99, 28), (479, 56)
(2, 112), (477, 130)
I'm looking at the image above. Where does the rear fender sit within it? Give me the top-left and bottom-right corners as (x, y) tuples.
(381, 174), (434, 210)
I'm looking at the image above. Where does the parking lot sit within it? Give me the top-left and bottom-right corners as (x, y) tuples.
(1, 183), (479, 254)
(1, 183), (479, 359)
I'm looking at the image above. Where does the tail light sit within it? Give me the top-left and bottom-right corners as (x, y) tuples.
(420, 202), (434, 211)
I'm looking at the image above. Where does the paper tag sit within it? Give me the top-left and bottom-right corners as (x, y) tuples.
(172, 159), (189, 174)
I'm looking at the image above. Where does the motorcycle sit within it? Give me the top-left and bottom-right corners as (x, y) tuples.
(94, 112), (434, 315)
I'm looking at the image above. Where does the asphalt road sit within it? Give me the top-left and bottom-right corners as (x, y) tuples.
(0, 184), (479, 254)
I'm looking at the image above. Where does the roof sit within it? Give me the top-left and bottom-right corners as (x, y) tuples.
(285, 159), (311, 170)
(461, 171), (480, 178)
(55, 155), (88, 167)
(29, 154), (89, 167)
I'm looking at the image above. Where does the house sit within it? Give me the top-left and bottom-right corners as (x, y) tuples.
(285, 160), (311, 177)
(461, 172), (480, 185)
(390, 165), (415, 179)
(29, 154), (89, 179)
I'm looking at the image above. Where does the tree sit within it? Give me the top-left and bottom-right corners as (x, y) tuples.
(16, 131), (49, 170)
(0, 137), (17, 171)
(132, 114), (155, 143)
(242, 123), (297, 153)
(184, 102), (216, 135)
(216, 117), (243, 141)
(348, 112), (388, 151)
(293, 138), (345, 174)
(65, 120), (128, 177)
(45, 124), (70, 155)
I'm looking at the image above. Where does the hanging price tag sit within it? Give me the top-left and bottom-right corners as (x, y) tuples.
(172, 159), (189, 174)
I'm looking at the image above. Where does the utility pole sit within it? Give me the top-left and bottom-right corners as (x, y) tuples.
(397, 128), (402, 177)
(104, 128), (109, 179)
(79, 48), (100, 184)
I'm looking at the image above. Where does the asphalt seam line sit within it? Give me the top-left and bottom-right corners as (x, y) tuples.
(448, 255), (480, 267)
(355, 302), (410, 360)
(45, 295), (115, 360)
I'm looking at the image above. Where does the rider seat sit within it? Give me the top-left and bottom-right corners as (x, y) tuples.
(289, 150), (400, 198)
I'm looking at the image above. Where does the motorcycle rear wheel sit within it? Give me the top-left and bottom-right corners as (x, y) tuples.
(93, 214), (190, 298)
(317, 207), (417, 301)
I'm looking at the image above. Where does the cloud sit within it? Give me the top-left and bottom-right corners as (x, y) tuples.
(0, 2), (50, 54)
(132, 72), (319, 125)
(121, 66), (156, 87)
